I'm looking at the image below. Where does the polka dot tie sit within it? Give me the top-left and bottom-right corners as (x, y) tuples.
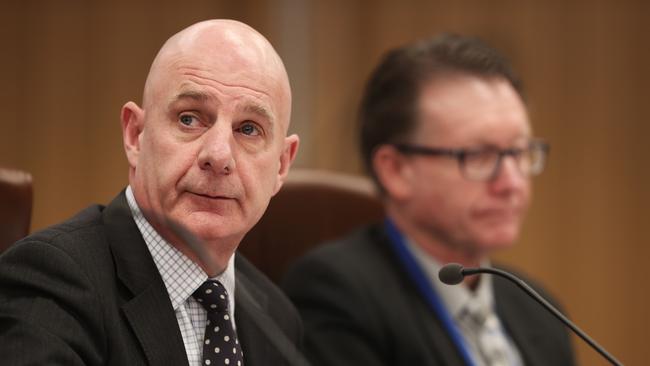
(192, 280), (244, 366)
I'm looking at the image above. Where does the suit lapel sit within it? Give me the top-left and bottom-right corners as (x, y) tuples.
(234, 258), (271, 366)
(376, 228), (467, 365)
(103, 192), (189, 366)
(406, 285), (469, 365)
(494, 276), (546, 366)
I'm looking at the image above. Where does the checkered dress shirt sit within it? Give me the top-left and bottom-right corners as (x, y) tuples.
(126, 187), (237, 366)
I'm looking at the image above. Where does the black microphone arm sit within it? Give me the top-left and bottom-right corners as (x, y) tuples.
(438, 263), (623, 366)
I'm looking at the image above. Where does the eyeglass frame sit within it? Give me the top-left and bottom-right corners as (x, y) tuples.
(391, 138), (550, 181)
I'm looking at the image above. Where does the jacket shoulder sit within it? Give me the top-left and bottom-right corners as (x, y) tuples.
(11, 204), (106, 251)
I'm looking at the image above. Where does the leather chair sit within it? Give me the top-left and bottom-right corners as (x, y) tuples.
(0, 168), (33, 253)
(239, 169), (384, 284)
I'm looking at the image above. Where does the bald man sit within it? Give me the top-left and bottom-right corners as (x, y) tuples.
(0, 20), (302, 366)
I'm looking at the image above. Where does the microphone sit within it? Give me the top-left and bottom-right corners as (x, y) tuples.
(439, 263), (623, 366)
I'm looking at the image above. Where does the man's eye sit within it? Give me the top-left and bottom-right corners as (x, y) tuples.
(463, 148), (497, 163)
(179, 114), (197, 126)
(238, 122), (261, 136)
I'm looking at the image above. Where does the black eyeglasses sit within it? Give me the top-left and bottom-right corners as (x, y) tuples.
(392, 139), (549, 181)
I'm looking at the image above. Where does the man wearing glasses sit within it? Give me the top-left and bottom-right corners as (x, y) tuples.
(283, 34), (575, 365)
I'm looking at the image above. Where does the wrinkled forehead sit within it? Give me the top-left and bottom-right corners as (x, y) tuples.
(144, 21), (291, 128)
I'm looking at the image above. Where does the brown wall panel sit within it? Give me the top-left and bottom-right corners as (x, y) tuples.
(1, 1), (647, 364)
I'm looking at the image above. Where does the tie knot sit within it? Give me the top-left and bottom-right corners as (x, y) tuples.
(462, 301), (491, 328)
(192, 280), (230, 313)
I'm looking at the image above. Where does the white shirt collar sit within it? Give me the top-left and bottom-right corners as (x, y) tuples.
(403, 237), (494, 321)
(125, 186), (236, 313)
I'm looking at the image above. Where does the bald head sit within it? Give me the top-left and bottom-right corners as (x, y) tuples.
(143, 19), (292, 131)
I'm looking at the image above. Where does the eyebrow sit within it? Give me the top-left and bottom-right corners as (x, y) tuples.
(243, 103), (274, 123)
(173, 90), (211, 102)
(171, 90), (274, 123)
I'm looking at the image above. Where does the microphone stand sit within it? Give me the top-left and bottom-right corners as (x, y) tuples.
(454, 266), (623, 366)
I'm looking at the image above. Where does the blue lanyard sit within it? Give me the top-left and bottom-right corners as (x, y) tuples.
(383, 218), (476, 366)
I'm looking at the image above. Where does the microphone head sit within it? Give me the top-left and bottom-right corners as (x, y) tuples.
(439, 263), (465, 285)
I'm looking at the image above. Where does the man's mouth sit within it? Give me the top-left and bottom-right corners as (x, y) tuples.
(475, 207), (520, 220)
(190, 191), (234, 200)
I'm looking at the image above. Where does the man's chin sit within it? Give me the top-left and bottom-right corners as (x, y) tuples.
(166, 210), (229, 234)
(186, 223), (239, 242)
(167, 210), (249, 248)
(476, 229), (519, 251)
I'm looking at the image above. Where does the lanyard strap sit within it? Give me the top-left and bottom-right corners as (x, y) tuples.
(383, 218), (476, 366)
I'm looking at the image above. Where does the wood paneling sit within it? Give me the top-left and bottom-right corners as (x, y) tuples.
(1, 1), (647, 364)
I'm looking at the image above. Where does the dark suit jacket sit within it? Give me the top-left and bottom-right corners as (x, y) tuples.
(0, 192), (302, 365)
(282, 225), (575, 366)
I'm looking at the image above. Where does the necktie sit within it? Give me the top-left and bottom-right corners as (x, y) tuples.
(461, 303), (511, 366)
(192, 280), (244, 366)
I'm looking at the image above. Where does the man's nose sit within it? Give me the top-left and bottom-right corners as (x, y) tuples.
(490, 155), (528, 193)
(197, 124), (235, 174)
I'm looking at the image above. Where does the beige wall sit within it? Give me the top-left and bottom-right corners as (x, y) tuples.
(1, 1), (648, 364)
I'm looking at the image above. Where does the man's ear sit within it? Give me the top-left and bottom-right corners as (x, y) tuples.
(372, 145), (413, 201)
(121, 101), (145, 169)
(272, 134), (300, 195)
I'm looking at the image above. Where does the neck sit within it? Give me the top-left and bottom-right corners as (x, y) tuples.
(140, 210), (230, 277)
(386, 204), (485, 287)
(129, 184), (231, 276)
(173, 239), (229, 277)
